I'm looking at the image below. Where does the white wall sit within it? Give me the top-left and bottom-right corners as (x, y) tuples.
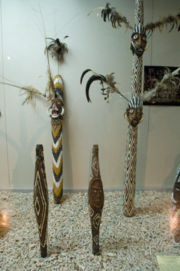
(0, 0), (179, 190)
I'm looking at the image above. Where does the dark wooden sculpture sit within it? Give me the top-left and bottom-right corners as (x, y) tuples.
(88, 144), (104, 255)
(33, 144), (49, 257)
(171, 166), (180, 242)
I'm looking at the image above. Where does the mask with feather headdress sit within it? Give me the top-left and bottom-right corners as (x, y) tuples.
(125, 95), (143, 127)
(130, 24), (147, 57)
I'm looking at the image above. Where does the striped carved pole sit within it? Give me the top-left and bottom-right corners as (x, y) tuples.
(51, 75), (64, 204)
(123, 0), (145, 216)
(33, 144), (49, 257)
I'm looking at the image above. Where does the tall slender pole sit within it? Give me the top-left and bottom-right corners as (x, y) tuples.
(123, 0), (145, 216)
(51, 75), (64, 204)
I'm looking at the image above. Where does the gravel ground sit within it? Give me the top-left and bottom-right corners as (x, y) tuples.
(0, 190), (179, 271)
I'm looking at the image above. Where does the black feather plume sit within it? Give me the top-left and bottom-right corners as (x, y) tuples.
(85, 75), (107, 102)
(80, 69), (92, 84)
(100, 3), (132, 29)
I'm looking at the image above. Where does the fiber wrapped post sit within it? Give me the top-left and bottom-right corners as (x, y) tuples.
(123, 0), (146, 217)
(124, 96), (143, 216)
(33, 144), (49, 258)
(88, 145), (104, 255)
(50, 75), (64, 204)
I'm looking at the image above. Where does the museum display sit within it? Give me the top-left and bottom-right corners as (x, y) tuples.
(33, 144), (49, 257)
(81, 0), (180, 216)
(88, 145), (104, 255)
(0, 0), (180, 269)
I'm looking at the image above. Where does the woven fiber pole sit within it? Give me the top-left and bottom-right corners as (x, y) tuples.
(51, 75), (64, 204)
(123, 0), (145, 216)
(33, 144), (49, 257)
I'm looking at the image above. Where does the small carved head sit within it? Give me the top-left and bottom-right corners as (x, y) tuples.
(89, 178), (104, 211)
(50, 98), (64, 120)
(130, 24), (147, 57)
(125, 96), (143, 127)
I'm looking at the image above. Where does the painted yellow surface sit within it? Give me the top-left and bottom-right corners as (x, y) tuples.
(157, 255), (180, 271)
(51, 122), (62, 138)
(52, 159), (63, 175)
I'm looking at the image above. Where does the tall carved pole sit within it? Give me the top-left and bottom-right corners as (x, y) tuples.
(33, 144), (49, 257)
(88, 145), (104, 255)
(51, 75), (64, 204)
(123, 0), (145, 216)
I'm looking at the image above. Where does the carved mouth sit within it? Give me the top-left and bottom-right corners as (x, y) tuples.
(52, 108), (60, 119)
(136, 48), (144, 56)
(50, 100), (64, 119)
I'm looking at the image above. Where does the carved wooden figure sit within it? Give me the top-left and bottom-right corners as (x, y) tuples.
(33, 144), (49, 257)
(88, 145), (104, 255)
(50, 75), (64, 204)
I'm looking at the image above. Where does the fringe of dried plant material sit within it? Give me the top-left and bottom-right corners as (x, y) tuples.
(0, 190), (180, 271)
(103, 73), (130, 103)
(0, 51), (56, 105)
(0, 81), (47, 105)
(143, 67), (180, 102)
(44, 66), (55, 101)
(145, 13), (180, 35)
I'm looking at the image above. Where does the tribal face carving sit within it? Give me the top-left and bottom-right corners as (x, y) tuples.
(89, 178), (104, 211)
(125, 96), (143, 127)
(130, 24), (147, 57)
(50, 75), (64, 120)
(126, 107), (143, 127)
(50, 98), (64, 120)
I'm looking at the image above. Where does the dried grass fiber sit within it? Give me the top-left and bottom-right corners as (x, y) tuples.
(0, 191), (179, 271)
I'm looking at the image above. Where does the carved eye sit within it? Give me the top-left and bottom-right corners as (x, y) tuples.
(132, 34), (139, 40)
(129, 109), (134, 114)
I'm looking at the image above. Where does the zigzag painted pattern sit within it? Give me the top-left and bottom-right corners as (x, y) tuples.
(52, 75), (64, 204)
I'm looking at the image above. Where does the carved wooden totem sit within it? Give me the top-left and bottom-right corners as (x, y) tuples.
(88, 144), (104, 255)
(51, 75), (64, 204)
(33, 144), (49, 257)
(123, 0), (145, 217)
